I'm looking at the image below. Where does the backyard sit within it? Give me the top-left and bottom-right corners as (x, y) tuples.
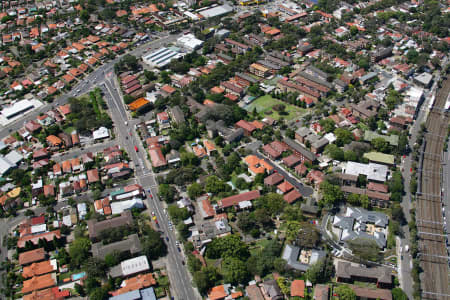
(245, 95), (306, 121)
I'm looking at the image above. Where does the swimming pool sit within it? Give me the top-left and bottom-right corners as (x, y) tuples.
(71, 271), (86, 281)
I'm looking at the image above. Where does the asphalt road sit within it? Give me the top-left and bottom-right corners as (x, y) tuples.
(396, 75), (441, 299)
(0, 32), (197, 299)
(101, 72), (199, 300)
(0, 33), (180, 139)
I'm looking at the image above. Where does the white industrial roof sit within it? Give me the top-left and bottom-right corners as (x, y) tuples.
(93, 127), (110, 140)
(344, 161), (388, 182)
(110, 198), (144, 215)
(120, 255), (149, 276)
(0, 157), (15, 175)
(184, 11), (199, 20)
(177, 34), (203, 50)
(414, 72), (432, 86)
(198, 4), (233, 18)
(6, 150), (22, 165)
(1, 99), (35, 119)
(142, 47), (183, 68)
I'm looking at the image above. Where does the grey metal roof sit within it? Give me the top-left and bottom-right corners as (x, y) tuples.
(282, 244), (326, 272)
(312, 138), (329, 149)
(283, 138), (316, 162)
(92, 234), (142, 259)
(169, 106), (185, 124)
(295, 127), (312, 138)
(236, 72), (259, 84)
(298, 71), (334, 89)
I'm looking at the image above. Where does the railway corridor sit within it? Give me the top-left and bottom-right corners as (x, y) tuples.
(417, 77), (450, 299)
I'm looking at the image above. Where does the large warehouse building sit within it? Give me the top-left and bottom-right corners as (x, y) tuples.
(142, 47), (183, 69)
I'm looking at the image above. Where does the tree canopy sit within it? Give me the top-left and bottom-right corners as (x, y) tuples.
(206, 234), (250, 260)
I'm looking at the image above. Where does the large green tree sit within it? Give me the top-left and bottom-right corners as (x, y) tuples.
(334, 285), (356, 300)
(222, 257), (249, 285)
(206, 235), (250, 260)
(158, 184), (177, 202)
(193, 266), (221, 295)
(69, 238), (91, 267)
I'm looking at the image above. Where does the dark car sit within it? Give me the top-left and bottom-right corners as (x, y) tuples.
(165, 237), (169, 242)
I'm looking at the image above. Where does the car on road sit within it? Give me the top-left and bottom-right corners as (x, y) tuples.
(165, 237), (169, 242)
(175, 241), (180, 246)
(134, 146), (139, 152)
(151, 211), (155, 216)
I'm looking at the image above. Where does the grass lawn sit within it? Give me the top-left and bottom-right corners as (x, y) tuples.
(246, 95), (306, 121)
(249, 238), (271, 255)
(205, 258), (220, 268)
(63, 126), (75, 134)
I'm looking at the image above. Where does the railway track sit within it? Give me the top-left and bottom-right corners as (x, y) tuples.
(417, 76), (450, 300)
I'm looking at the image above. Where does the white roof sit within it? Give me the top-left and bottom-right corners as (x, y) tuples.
(198, 4), (233, 18)
(120, 255), (149, 276)
(111, 198), (144, 215)
(142, 47), (182, 68)
(31, 224), (47, 234)
(344, 161), (388, 182)
(32, 179), (43, 189)
(414, 72), (433, 85)
(77, 203), (87, 212)
(0, 156), (15, 175)
(184, 11), (199, 20)
(1, 99), (35, 119)
(93, 127), (109, 140)
(323, 132), (336, 143)
(63, 215), (72, 227)
(238, 200), (252, 209)
(177, 34), (203, 50)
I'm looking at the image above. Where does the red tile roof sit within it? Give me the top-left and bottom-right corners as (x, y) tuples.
(148, 145), (167, 168)
(22, 260), (56, 278)
(264, 173), (284, 186)
(367, 182), (388, 193)
(283, 189), (302, 204)
(235, 120), (256, 133)
(110, 273), (156, 296)
(291, 280), (305, 297)
(283, 155), (301, 167)
(208, 285), (228, 300)
(218, 190), (260, 208)
(18, 230), (61, 248)
(23, 287), (70, 300)
(161, 84), (176, 94)
(19, 248), (46, 265)
(263, 144), (282, 158)
(43, 185), (55, 197)
(87, 169), (99, 183)
(277, 180), (294, 193)
(22, 273), (56, 294)
(201, 198), (215, 218)
(31, 216), (45, 225)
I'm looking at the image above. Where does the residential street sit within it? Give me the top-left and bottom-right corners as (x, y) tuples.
(397, 76), (440, 299)
(102, 70), (199, 300)
(0, 33), (198, 300)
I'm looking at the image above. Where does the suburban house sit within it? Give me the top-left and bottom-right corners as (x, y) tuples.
(336, 261), (392, 288)
(86, 211), (134, 240)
